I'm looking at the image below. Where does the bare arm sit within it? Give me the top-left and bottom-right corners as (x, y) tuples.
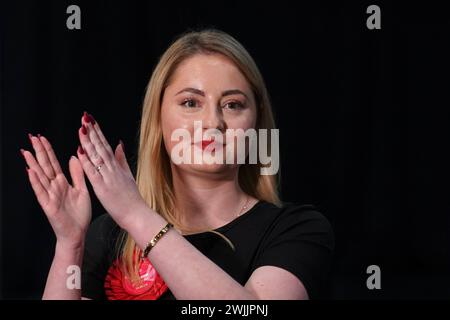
(42, 242), (84, 300)
(123, 206), (308, 300)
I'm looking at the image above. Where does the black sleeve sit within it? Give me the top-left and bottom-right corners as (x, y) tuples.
(251, 204), (335, 299)
(81, 214), (120, 300)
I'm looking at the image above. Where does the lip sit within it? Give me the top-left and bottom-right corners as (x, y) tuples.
(201, 140), (214, 150)
(193, 140), (225, 151)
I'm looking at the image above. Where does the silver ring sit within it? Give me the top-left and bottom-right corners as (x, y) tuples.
(96, 164), (102, 172)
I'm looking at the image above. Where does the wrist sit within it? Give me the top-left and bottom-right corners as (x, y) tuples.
(54, 240), (85, 265)
(120, 204), (169, 250)
(55, 238), (85, 254)
(119, 200), (153, 231)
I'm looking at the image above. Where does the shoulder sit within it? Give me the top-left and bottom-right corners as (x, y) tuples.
(250, 201), (335, 299)
(257, 201), (334, 250)
(258, 201), (332, 228)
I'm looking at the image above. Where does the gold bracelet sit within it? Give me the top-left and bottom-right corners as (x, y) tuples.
(141, 223), (173, 258)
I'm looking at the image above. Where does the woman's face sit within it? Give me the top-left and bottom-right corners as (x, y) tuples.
(161, 53), (257, 175)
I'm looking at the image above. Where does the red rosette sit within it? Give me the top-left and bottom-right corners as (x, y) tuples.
(104, 257), (168, 300)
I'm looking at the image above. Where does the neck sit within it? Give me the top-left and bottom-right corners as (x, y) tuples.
(171, 165), (251, 233)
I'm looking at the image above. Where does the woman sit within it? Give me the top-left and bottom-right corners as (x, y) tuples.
(21, 29), (334, 300)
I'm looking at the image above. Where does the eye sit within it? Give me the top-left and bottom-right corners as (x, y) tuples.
(223, 101), (244, 110)
(180, 99), (199, 108)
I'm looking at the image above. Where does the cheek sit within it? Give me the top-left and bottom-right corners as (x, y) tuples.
(161, 105), (193, 151)
(227, 110), (257, 131)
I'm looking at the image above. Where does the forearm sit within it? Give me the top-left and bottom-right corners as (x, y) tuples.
(42, 242), (84, 300)
(124, 208), (257, 300)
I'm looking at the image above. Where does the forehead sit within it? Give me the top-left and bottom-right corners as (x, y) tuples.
(168, 53), (251, 91)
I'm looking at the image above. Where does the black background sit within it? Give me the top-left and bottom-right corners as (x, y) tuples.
(1, 0), (449, 299)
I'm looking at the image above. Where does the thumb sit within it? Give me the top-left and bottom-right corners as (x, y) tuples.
(115, 140), (133, 175)
(69, 155), (87, 190)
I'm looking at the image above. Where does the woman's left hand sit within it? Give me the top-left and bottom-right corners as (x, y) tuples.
(76, 112), (146, 229)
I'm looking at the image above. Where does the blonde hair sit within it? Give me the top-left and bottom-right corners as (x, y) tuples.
(119, 29), (281, 281)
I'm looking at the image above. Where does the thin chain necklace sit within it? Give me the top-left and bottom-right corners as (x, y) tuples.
(236, 195), (250, 217)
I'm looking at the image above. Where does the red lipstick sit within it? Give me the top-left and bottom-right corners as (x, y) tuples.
(201, 140), (214, 150)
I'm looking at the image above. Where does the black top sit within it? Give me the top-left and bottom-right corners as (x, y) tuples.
(81, 201), (334, 300)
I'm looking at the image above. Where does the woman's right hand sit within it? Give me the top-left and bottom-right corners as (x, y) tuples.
(21, 134), (92, 249)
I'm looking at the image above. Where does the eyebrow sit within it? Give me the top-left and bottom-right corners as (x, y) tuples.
(222, 89), (249, 100)
(175, 87), (249, 99)
(176, 87), (205, 97)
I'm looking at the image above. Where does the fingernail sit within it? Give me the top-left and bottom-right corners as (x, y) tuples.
(81, 125), (87, 135)
(119, 140), (125, 152)
(28, 133), (33, 144)
(83, 111), (90, 123)
(88, 113), (96, 125)
(37, 134), (41, 138)
(20, 148), (25, 157)
(78, 145), (85, 154)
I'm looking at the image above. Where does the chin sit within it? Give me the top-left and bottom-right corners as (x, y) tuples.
(179, 163), (238, 176)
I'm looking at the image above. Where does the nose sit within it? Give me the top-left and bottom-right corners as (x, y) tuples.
(202, 104), (226, 132)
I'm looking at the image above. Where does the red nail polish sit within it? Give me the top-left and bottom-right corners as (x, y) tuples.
(78, 145), (85, 154)
(83, 111), (90, 123)
(81, 125), (87, 135)
(88, 114), (96, 125)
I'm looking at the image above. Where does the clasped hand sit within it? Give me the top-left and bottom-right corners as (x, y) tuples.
(22, 112), (146, 246)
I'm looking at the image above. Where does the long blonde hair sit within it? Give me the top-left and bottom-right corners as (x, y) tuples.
(119, 29), (281, 280)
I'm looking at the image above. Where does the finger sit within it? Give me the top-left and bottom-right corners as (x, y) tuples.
(78, 125), (106, 167)
(30, 134), (56, 179)
(82, 112), (114, 155)
(94, 124), (114, 155)
(77, 145), (104, 185)
(81, 111), (95, 126)
(114, 140), (133, 176)
(79, 124), (112, 170)
(86, 122), (113, 164)
(21, 149), (51, 189)
(39, 135), (63, 175)
(27, 168), (50, 208)
(69, 155), (87, 191)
